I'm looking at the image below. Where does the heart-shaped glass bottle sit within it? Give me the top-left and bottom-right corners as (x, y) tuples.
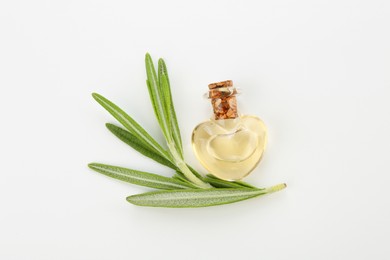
(192, 80), (267, 181)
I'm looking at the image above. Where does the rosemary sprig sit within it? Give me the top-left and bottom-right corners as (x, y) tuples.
(89, 53), (286, 208)
(145, 54), (210, 188)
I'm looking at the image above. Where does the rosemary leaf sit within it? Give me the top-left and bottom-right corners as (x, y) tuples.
(145, 53), (170, 140)
(92, 93), (169, 160)
(126, 184), (286, 208)
(187, 165), (207, 180)
(160, 74), (172, 135)
(203, 176), (252, 189)
(172, 173), (199, 189)
(158, 58), (183, 158)
(229, 180), (258, 189)
(88, 163), (193, 190)
(205, 174), (257, 189)
(106, 123), (176, 170)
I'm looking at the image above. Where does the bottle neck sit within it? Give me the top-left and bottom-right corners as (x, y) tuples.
(212, 116), (242, 132)
(208, 80), (239, 120)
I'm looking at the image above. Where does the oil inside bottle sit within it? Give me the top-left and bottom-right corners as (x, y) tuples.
(192, 115), (267, 181)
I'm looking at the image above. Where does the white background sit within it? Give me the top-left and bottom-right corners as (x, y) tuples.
(0, 0), (389, 259)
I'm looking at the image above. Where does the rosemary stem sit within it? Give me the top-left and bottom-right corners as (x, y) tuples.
(264, 183), (287, 194)
(167, 142), (211, 188)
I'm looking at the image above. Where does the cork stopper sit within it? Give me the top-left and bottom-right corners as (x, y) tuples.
(208, 80), (238, 120)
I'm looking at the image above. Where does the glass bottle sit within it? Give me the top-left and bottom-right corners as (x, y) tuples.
(191, 80), (267, 181)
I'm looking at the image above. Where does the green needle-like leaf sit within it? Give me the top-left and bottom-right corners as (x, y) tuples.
(126, 184), (286, 208)
(106, 123), (177, 170)
(172, 173), (189, 183)
(187, 165), (206, 180)
(203, 176), (251, 189)
(205, 174), (257, 189)
(160, 74), (172, 133)
(158, 58), (183, 158)
(92, 93), (169, 160)
(229, 180), (257, 189)
(88, 163), (193, 190)
(172, 173), (199, 188)
(145, 54), (170, 140)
